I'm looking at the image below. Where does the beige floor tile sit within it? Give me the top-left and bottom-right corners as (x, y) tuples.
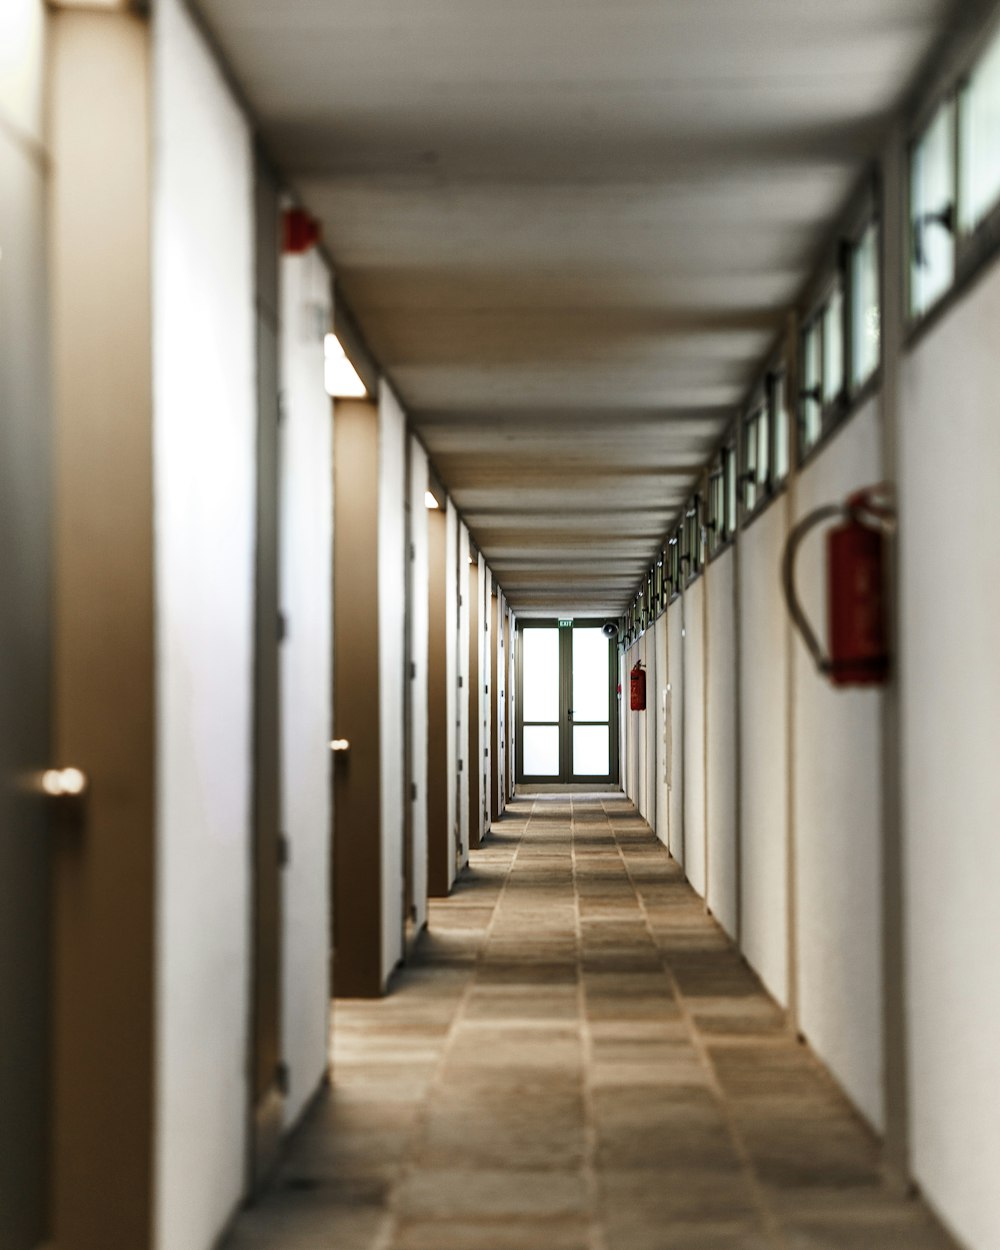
(221, 795), (958, 1250)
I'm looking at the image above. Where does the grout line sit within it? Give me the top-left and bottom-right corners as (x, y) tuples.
(571, 796), (610, 1250)
(376, 799), (526, 1250)
(609, 800), (790, 1250)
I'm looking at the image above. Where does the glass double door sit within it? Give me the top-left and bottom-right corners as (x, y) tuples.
(517, 622), (618, 784)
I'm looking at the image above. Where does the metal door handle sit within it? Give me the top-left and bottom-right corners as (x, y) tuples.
(42, 767), (88, 797)
(330, 739), (351, 753)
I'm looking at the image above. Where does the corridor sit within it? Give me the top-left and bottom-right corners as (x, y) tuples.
(224, 796), (955, 1250)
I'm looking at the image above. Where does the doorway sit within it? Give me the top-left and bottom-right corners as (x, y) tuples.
(516, 621), (619, 785)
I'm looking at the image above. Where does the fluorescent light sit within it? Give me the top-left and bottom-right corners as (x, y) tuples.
(324, 334), (367, 398)
(424, 491), (440, 510)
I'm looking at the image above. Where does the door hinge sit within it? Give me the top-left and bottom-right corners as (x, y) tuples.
(410, 662), (417, 679)
(458, 676), (464, 688)
(411, 782), (418, 801)
(410, 542), (416, 561)
(458, 759), (464, 773)
(277, 611), (288, 643)
(278, 832), (290, 867)
(275, 1061), (290, 1096)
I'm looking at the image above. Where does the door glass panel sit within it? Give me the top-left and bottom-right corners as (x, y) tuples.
(573, 726), (610, 777)
(522, 628), (559, 722)
(524, 725), (560, 776)
(572, 628), (609, 722)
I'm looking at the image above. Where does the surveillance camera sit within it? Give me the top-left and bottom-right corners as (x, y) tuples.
(602, 621), (619, 639)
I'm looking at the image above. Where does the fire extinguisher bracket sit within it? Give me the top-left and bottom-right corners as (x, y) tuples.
(781, 485), (895, 688)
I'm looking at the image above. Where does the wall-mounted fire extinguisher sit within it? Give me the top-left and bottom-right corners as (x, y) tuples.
(781, 484), (895, 687)
(630, 661), (647, 711)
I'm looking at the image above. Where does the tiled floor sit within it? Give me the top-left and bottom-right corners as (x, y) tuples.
(224, 794), (957, 1250)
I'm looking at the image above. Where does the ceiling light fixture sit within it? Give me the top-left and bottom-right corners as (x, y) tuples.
(424, 491), (440, 510)
(324, 334), (367, 399)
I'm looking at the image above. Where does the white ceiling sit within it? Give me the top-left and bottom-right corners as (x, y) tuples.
(197, 0), (956, 615)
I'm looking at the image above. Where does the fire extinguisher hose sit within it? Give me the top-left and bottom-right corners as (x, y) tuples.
(781, 484), (895, 677)
(781, 504), (845, 675)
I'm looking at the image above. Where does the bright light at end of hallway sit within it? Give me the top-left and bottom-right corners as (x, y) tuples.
(323, 333), (366, 398)
(424, 491), (439, 509)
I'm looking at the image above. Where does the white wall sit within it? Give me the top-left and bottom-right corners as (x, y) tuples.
(408, 437), (429, 930)
(644, 625), (657, 825)
(900, 258), (1000, 1250)
(793, 400), (884, 1131)
(625, 641), (639, 805)
(151, 0), (255, 1243)
(469, 551), (484, 845)
(667, 601), (685, 866)
(738, 504), (788, 1006)
(378, 382), (407, 982)
(653, 613), (670, 847)
(684, 578), (707, 898)
(457, 521), (470, 867)
(445, 500), (458, 889)
(508, 605), (517, 794)
(278, 247), (333, 1125)
(496, 589), (506, 817)
(705, 547), (738, 938)
(480, 562), (487, 835)
(636, 633), (649, 821)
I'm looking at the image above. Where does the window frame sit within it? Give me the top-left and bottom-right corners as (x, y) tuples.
(906, 11), (1000, 337)
(798, 269), (847, 463)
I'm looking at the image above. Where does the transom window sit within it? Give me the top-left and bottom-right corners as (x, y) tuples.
(909, 20), (1000, 322)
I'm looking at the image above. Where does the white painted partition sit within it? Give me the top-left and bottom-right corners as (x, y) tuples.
(705, 547), (738, 938)
(653, 613), (670, 847)
(738, 505), (788, 1006)
(480, 565), (487, 830)
(625, 645), (640, 810)
(445, 501), (459, 890)
(793, 401), (884, 1131)
(378, 383), (407, 981)
(152, 0), (255, 1242)
(408, 436), (429, 930)
(667, 601), (685, 866)
(900, 259), (1000, 1250)
(457, 522), (470, 867)
(636, 633), (649, 821)
(683, 578), (707, 898)
(644, 626), (657, 826)
(278, 246), (333, 1126)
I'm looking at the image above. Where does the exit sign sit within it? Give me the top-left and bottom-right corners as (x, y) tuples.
(558, 619), (573, 628)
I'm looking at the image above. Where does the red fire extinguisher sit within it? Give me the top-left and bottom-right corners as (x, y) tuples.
(630, 661), (647, 710)
(781, 485), (894, 687)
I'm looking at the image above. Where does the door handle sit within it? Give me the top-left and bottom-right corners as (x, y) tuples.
(329, 739), (350, 753)
(42, 767), (88, 797)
